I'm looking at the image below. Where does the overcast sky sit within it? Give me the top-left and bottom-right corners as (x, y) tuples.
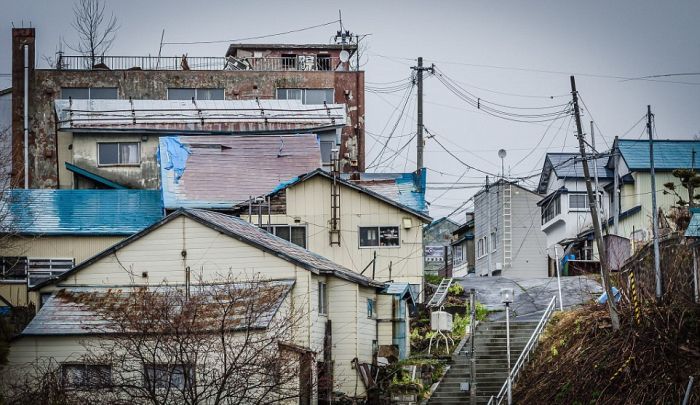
(2, 0), (699, 220)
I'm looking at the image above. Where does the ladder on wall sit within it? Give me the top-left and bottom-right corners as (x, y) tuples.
(329, 151), (341, 246)
(503, 183), (513, 269)
(427, 278), (453, 308)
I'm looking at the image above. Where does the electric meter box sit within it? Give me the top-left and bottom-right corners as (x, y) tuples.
(430, 311), (453, 331)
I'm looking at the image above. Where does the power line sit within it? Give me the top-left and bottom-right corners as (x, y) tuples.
(163, 20), (340, 45)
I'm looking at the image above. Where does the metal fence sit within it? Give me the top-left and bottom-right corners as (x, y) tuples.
(55, 55), (343, 72)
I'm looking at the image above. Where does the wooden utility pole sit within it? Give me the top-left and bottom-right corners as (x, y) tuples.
(613, 136), (620, 234)
(570, 76), (620, 330)
(412, 57), (434, 171)
(648, 105), (662, 299)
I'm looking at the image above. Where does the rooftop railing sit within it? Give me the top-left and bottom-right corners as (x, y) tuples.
(54, 54), (346, 72)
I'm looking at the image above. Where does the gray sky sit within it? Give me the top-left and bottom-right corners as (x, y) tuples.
(2, 0), (699, 220)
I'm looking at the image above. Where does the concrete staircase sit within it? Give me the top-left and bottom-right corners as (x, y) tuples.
(428, 320), (538, 404)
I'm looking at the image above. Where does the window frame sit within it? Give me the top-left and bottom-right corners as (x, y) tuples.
(541, 194), (561, 225)
(166, 87), (225, 100)
(268, 224), (307, 249)
(318, 281), (328, 316)
(61, 363), (113, 390)
(143, 363), (195, 390)
(97, 142), (141, 167)
(276, 88), (335, 105)
(60, 87), (118, 100)
(490, 232), (497, 253)
(358, 226), (401, 249)
(568, 193), (589, 211)
(366, 298), (377, 319)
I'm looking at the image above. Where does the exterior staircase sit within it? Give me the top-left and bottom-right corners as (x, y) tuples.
(428, 320), (539, 404)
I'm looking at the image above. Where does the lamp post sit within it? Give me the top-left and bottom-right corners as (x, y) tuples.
(552, 245), (564, 311)
(501, 288), (514, 405)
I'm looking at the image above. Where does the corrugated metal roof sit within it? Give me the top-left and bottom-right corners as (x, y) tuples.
(342, 170), (428, 214)
(2, 189), (163, 235)
(23, 280), (294, 336)
(186, 209), (384, 287)
(39, 209), (384, 290)
(616, 139), (700, 171)
(160, 134), (322, 209)
(381, 282), (416, 304)
(54, 99), (346, 131)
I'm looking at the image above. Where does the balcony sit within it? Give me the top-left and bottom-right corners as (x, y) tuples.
(54, 54), (346, 72)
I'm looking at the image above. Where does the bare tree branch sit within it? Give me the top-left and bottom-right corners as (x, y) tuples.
(67, 0), (119, 67)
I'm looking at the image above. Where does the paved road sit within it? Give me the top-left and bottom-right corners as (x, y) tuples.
(456, 275), (603, 321)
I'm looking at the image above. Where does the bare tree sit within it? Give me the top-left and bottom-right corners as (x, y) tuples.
(68, 0), (119, 67)
(3, 276), (314, 404)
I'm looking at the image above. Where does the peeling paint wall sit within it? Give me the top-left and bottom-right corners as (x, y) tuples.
(12, 45), (364, 188)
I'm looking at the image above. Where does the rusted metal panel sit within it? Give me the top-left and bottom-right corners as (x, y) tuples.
(54, 99), (346, 131)
(160, 134), (322, 209)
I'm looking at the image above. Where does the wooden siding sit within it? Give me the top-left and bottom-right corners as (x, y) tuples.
(243, 176), (425, 293)
(1, 236), (125, 265)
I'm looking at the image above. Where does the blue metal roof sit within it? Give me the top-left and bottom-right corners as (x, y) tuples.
(616, 139), (700, 171)
(3, 189), (163, 235)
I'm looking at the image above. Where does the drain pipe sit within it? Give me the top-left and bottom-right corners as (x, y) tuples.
(23, 44), (29, 189)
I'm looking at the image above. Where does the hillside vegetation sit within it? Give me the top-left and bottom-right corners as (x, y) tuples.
(513, 234), (699, 404)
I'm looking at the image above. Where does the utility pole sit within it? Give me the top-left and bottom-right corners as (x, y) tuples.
(691, 148), (696, 209)
(648, 105), (662, 299)
(411, 57), (434, 171)
(486, 176), (492, 277)
(590, 122), (603, 224)
(570, 76), (620, 330)
(613, 136), (620, 234)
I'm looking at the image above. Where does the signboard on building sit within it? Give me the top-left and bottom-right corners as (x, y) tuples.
(425, 246), (445, 262)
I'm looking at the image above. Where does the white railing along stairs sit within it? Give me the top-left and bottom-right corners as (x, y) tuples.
(427, 278), (453, 308)
(488, 295), (558, 405)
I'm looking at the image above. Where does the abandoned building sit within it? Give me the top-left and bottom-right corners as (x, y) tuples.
(9, 28), (365, 190)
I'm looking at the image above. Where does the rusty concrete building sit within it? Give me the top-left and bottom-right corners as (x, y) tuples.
(10, 28), (365, 189)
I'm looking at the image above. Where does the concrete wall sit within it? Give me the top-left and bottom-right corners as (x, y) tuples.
(58, 132), (160, 189)
(11, 29), (365, 188)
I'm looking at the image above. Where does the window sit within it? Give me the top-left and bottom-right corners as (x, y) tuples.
(270, 225), (307, 248)
(61, 87), (117, 100)
(144, 364), (194, 390)
(276, 88), (334, 105)
(98, 142), (140, 166)
(490, 232), (497, 253)
(367, 298), (377, 319)
(320, 141), (335, 165)
(318, 282), (328, 315)
(477, 238), (484, 258)
(569, 193), (588, 210)
(359, 226), (400, 248)
(167, 88), (224, 100)
(281, 54), (297, 69)
(317, 54), (331, 71)
(61, 364), (112, 389)
(541, 195), (561, 224)
(453, 245), (464, 264)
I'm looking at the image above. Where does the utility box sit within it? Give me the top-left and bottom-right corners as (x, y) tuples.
(430, 311), (453, 331)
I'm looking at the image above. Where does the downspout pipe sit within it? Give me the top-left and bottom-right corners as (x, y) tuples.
(23, 44), (29, 189)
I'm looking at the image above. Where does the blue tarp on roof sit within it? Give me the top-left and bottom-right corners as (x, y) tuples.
(617, 139), (700, 171)
(686, 210), (700, 238)
(2, 189), (163, 235)
(341, 168), (428, 215)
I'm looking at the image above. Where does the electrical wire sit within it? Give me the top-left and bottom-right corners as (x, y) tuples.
(163, 20), (341, 45)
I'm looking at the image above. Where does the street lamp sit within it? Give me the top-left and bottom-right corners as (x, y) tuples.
(501, 288), (514, 405)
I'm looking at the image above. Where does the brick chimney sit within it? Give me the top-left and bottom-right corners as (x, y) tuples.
(11, 28), (35, 188)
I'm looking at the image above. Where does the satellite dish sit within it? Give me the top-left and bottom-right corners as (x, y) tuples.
(339, 50), (350, 63)
(498, 149), (507, 159)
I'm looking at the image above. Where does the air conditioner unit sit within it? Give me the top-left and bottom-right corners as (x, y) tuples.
(495, 262), (503, 271)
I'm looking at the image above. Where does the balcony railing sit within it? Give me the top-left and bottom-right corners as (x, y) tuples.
(54, 54), (346, 72)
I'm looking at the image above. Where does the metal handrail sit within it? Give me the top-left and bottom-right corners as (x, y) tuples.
(488, 295), (558, 405)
